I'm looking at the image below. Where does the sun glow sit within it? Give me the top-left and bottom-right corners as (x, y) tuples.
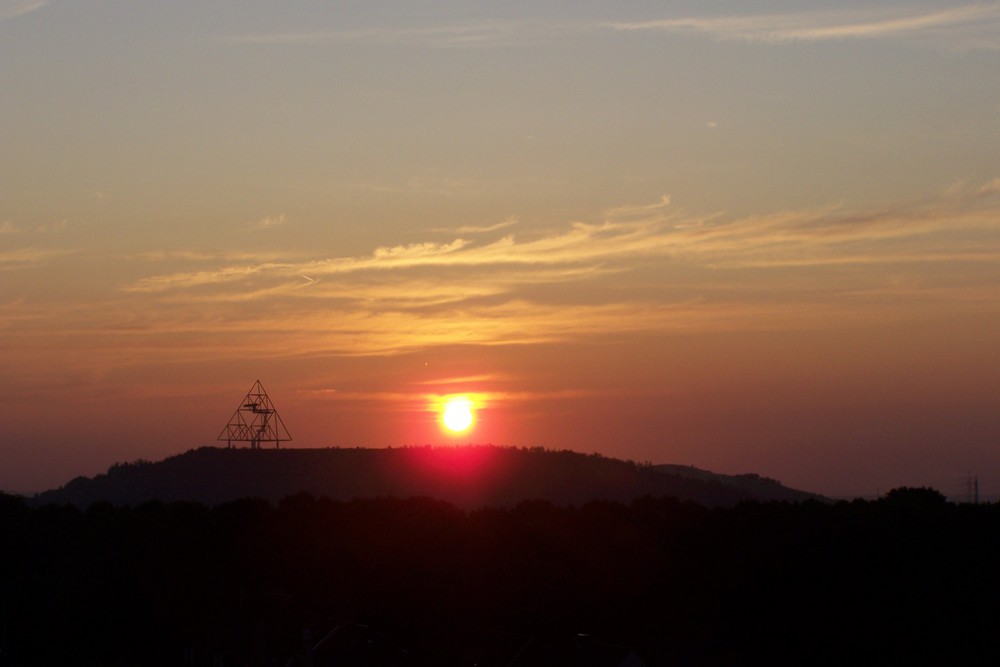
(441, 396), (475, 433)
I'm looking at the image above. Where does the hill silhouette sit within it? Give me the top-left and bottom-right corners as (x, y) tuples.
(32, 445), (822, 508)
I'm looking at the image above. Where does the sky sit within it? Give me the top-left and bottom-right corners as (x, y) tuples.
(2, 0), (1000, 499)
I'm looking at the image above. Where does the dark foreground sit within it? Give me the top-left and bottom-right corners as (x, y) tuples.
(1, 488), (997, 666)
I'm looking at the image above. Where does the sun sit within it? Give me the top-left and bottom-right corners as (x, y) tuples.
(441, 396), (475, 433)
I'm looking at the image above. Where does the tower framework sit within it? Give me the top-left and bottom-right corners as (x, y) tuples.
(218, 380), (292, 449)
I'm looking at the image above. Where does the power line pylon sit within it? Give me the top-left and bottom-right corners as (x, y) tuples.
(218, 380), (292, 449)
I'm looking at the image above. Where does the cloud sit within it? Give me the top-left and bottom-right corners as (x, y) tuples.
(430, 216), (520, 235)
(0, 247), (76, 270)
(225, 6), (1000, 52)
(975, 178), (1000, 197)
(0, 220), (68, 235)
(9, 180), (1000, 369)
(309, 387), (604, 415)
(336, 172), (505, 199)
(412, 373), (510, 387)
(125, 180), (1000, 301)
(59, 297), (864, 362)
(226, 21), (528, 49)
(34, 219), (69, 235)
(0, 0), (46, 21)
(125, 263), (279, 292)
(607, 5), (1000, 47)
(132, 249), (295, 263)
(254, 213), (289, 230)
(373, 239), (469, 260)
(297, 385), (595, 410)
(602, 194), (672, 220)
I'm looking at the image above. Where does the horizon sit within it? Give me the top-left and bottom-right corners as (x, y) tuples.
(3, 1), (1000, 500)
(9, 443), (992, 504)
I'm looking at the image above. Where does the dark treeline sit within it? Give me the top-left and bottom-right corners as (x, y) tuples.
(1, 488), (998, 666)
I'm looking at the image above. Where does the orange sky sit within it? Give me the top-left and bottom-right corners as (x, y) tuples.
(3, 1), (1000, 498)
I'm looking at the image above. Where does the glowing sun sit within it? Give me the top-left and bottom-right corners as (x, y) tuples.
(441, 396), (475, 433)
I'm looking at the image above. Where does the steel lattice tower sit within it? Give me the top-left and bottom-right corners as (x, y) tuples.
(218, 380), (292, 449)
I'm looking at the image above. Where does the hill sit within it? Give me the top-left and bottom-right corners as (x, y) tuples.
(32, 446), (823, 508)
(652, 463), (818, 503)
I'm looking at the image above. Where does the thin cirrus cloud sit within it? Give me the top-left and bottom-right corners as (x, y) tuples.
(254, 213), (289, 230)
(125, 181), (1000, 300)
(0, 0), (46, 21)
(429, 217), (520, 236)
(4, 184), (999, 370)
(133, 249), (296, 263)
(295, 385), (595, 413)
(0, 247), (76, 270)
(225, 21), (528, 49)
(975, 178), (1000, 197)
(221, 6), (1000, 50)
(0, 291), (924, 382)
(607, 4), (1000, 47)
(0, 220), (69, 236)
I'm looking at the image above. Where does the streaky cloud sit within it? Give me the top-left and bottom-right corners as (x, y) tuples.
(373, 239), (470, 260)
(607, 4), (1000, 47)
(132, 249), (297, 263)
(0, 0), (46, 21)
(225, 21), (528, 49)
(297, 386), (595, 408)
(975, 178), (1000, 197)
(254, 213), (289, 230)
(0, 247), (76, 269)
(412, 373), (510, 387)
(125, 263), (282, 292)
(8, 180), (1000, 368)
(430, 216), (520, 235)
(124, 179), (1000, 298)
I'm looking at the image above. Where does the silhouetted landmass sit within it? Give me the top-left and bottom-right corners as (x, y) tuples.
(652, 463), (816, 503)
(1, 489), (997, 665)
(31, 446), (823, 509)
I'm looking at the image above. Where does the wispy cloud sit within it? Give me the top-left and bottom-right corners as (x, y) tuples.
(34, 219), (69, 235)
(7, 182), (1000, 368)
(226, 21), (529, 49)
(125, 263), (280, 292)
(254, 213), (289, 230)
(607, 4), (1000, 48)
(297, 385), (594, 408)
(0, 247), (75, 270)
(133, 249), (296, 263)
(336, 172), (511, 199)
(430, 216), (520, 235)
(412, 373), (510, 387)
(975, 177), (1000, 197)
(123, 183), (1000, 301)
(0, 0), (46, 22)
(0, 219), (69, 236)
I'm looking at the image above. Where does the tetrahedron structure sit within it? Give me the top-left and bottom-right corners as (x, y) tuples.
(218, 380), (292, 449)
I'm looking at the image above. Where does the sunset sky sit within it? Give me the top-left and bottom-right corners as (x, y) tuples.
(3, 0), (1000, 498)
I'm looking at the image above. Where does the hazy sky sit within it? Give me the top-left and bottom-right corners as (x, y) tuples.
(3, 0), (1000, 498)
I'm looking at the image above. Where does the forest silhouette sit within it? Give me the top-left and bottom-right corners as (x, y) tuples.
(2, 483), (997, 665)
